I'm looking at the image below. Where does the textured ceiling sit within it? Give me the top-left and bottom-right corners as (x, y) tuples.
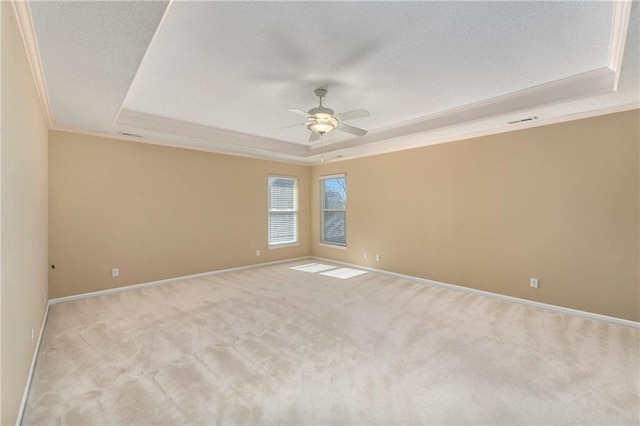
(28, 1), (169, 130)
(24, 0), (640, 163)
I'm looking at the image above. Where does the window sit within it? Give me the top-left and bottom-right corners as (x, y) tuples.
(320, 174), (347, 247)
(268, 176), (298, 246)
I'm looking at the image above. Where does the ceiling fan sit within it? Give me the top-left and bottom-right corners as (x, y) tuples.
(286, 88), (370, 142)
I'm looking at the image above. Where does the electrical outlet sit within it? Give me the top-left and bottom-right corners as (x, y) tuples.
(256, 249), (260, 257)
(112, 268), (119, 277)
(376, 254), (380, 262)
(31, 327), (35, 343)
(363, 252), (368, 259)
(43, 290), (47, 304)
(530, 278), (539, 289)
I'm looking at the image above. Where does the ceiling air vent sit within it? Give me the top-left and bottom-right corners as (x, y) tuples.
(118, 131), (143, 138)
(507, 116), (539, 125)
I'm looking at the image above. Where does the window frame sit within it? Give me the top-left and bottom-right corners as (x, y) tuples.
(320, 173), (347, 248)
(268, 175), (299, 248)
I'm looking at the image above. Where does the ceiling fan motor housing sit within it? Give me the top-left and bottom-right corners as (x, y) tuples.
(308, 106), (335, 116)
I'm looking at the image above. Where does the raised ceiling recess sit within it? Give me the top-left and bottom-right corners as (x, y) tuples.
(15, 0), (640, 163)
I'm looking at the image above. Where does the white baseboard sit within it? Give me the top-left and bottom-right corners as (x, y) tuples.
(312, 256), (640, 329)
(48, 257), (312, 305)
(16, 303), (50, 426)
(49, 255), (639, 328)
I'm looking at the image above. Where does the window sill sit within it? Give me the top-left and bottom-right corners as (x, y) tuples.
(268, 242), (300, 250)
(319, 243), (347, 250)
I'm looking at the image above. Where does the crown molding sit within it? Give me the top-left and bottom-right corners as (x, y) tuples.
(313, 103), (640, 165)
(118, 67), (619, 163)
(50, 125), (312, 166)
(608, 0), (633, 90)
(310, 67), (616, 156)
(11, 0), (54, 127)
(116, 109), (310, 157)
(51, 103), (638, 168)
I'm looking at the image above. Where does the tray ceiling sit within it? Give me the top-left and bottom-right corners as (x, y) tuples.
(17, 1), (640, 163)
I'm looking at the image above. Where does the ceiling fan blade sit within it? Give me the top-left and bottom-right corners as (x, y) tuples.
(334, 109), (370, 121)
(337, 122), (368, 137)
(308, 131), (320, 142)
(288, 108), (311, 118)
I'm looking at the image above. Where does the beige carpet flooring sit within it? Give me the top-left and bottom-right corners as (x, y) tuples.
(23, 261), (640, 425)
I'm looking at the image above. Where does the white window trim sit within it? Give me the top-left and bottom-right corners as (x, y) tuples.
(320, 173), (347, 180)
(268, 175), (299, 247)
(320, 173), (347, 248)
(318, 242), (347, 250)
(268, 242), (300, 250)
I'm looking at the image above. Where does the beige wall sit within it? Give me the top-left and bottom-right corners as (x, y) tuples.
(50, 111), (640, 322)
(49, 131), (310, 299)
(1, 2), (50, 424)
(312, 110), (640, 322)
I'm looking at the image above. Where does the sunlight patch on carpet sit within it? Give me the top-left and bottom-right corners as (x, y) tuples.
(290, 263), (336, 273)
(320, 268), (368, 279)
(291, 263), (367, 279)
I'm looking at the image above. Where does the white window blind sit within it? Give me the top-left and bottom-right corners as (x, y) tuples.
(268, 176), (298, 245)
(321, 175), (347, 246)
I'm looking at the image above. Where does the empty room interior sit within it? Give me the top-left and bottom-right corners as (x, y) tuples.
(2, 0), (639, 424)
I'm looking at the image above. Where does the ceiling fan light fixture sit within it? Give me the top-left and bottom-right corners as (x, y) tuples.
(287, 88), (368, 139)
(308, 114), (339, 135)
